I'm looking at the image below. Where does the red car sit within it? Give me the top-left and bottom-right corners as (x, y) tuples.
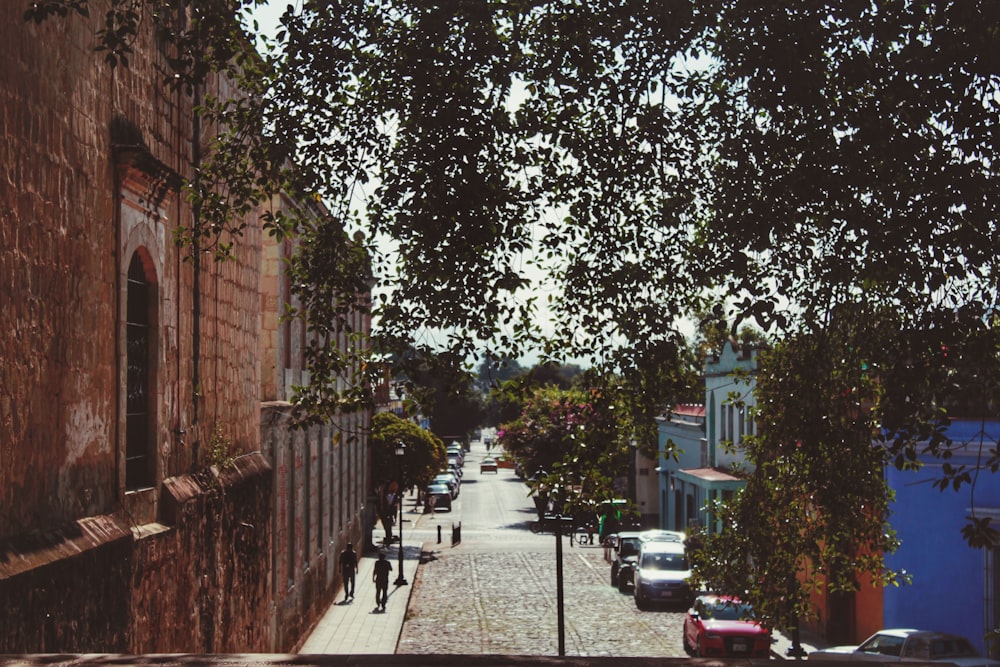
(682, 595), (772, 658)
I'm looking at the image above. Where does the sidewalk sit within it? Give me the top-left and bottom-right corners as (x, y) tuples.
(771, 626), (829, 660)
(298, 520), (422, 655)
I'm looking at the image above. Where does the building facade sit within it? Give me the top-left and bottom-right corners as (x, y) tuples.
(657, 341), (759, 534)
(259, 200), (373, 650)
(1, 3), (370, 653)
(882, 418), (1000, 656)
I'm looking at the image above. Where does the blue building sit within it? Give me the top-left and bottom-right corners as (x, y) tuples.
(884, 417), (1000, 656)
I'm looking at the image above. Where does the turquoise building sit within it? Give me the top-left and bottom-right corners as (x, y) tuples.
(657, 341), (761, 533)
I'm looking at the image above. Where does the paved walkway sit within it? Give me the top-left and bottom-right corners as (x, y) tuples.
(297, 447), (829, 659)
(298, 527), (421, 655)
(298, 527), (827, 659)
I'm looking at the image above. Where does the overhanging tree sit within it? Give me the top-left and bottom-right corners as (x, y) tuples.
(36, 0), (1000, 631)
(688, 309), (905, 634)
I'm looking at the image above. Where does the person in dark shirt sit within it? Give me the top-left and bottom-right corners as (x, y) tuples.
(372, 551), (393, 611)
(339, 543), (358, 601)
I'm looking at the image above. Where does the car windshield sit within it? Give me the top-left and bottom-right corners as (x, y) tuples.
(619, 539), (640, 557)
(702, 601), (754, 621)
(640, 552), (688, 570)
(859, 634), (904, 657)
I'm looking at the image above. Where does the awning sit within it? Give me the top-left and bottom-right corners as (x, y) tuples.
(674, 467), (746, 492)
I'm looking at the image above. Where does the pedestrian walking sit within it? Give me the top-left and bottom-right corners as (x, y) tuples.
(339, 543), (358, 601)
(372, 550), (393, 611)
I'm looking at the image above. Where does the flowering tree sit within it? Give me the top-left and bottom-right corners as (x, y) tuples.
(498, 385), (630, 519)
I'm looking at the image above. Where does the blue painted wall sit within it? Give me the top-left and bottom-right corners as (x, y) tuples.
(883, 418), (1000, 655)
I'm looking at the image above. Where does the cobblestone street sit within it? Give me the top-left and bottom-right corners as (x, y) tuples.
(398, 543), (687, 657)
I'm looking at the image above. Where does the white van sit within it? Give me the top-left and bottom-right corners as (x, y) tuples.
(632, 539), (693, 610)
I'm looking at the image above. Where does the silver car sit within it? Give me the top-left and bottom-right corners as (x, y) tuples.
(632, 539), (692, 609)
(810, 629), (999, 667)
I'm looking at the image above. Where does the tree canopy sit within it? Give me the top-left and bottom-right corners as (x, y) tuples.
(497, 384), (632, 516)
(369, 411), (446, 538)
(688, 309), (905, 632)
(392, 348), (486, 443)
(34, 0), (1000, 633)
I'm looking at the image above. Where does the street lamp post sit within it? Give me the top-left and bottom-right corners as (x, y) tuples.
(394, 442), (408, 586)
(543, 513), (574, 656)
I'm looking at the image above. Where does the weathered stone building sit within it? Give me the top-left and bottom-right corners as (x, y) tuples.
(260, 201), (374, 650)
(0, 0), (370, 653)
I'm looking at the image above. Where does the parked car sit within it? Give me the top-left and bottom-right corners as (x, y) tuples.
(432, 472), (460, 499)
(446, 445), (465, 466)
(424, 483), (452, 512)
(811, 629), (1000, 666)
(480, 457), (498, 473)
(610, 530), (644, 590)
(682, 595), (771, 658)
(632, 539), (693, 609)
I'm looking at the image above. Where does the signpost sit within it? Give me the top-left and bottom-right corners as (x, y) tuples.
(543, 514), (574, 656)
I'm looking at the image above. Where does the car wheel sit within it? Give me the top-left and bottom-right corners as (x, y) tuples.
(682, 631), (693, 655)
(610, 567), (618, 587)
(618, 577), (629, 593)
(696, 637), (705, 658)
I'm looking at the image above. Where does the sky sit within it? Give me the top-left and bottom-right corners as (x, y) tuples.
(243, 1), (700, 368)
(249, 1), (290, 40)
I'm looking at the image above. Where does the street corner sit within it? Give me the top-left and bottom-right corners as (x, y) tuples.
(419, 545), (446, 564)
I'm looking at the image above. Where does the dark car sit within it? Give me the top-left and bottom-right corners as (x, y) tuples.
(610, 531), (643, 591)
(432, 472), (460, 499)
(683, 595), (771, 657)
(424, 483), (452, 512)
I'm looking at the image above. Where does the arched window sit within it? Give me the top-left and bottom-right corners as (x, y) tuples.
(125, 252), (155, 489)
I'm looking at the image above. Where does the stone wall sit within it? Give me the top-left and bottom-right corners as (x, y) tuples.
(1, 0), (122, 539)
(1, 0), (263, 540)
(130, 453), (273, 653)
(0, 453), (271, 653)
(0, 517), (132, 652)
(0, 1), (269, 653)
(1, 2), (371, 654)
(258, 192), (373, 652)
(262, 404), (369, 652)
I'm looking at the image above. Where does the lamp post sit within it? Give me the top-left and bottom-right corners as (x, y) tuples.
(393, 442), (408, 586)
(543, 513), (574, 656)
